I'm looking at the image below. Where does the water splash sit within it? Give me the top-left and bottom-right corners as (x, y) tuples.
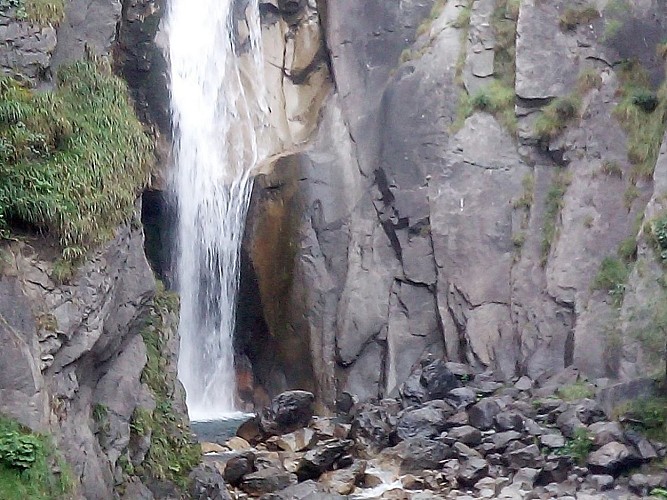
(167, 0), (268, 420)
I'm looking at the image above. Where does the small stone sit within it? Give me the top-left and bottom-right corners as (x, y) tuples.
(495, 411), (524, 431)
(447, 425), (482, 446)
(468, 399), (502, 430)
(514, 376), (533, 392)
(540, 432), (565, 448)
(588, 474), (614, 491)
(458, 457), (489, 486)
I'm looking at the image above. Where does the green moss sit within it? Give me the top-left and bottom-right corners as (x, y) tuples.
(534, 95), (582, 141)
(492, 0), (519, 88)
(0, 0), (64, 25)
(559, 5), (599, 31)
(0, 56), (153, 257)
(133, 283), (200, 489)
(577, 68), (603, 94)
(541, 171), (570, 265)
(623, 397), (667, 443)
(650, 212), (667, 263)
(592, 257), (629, 306)
(613, 61), (667, 181)
(453, 4), (472, 28)
(513, 173), (535, 209)
(0, 415), (73, 499)
(461, 80), (517, 134)
(557, 381), (595, 402)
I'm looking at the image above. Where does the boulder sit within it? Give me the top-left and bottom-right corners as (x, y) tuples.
(446, 425), (482, 446)
(506, 444), (542, 470)
(446, 387), (478, 409)
(468, 399), (502, 430)
(296, 439), (353, 481)
(350, 401), (399, 453)
(395, 401), (450, 440)
(587, 442), (637, 475)
(457, 457), (489, 486)
(267, 428), (317, 452)
(261, 391), (315, 436)
(419, 360), (461, 400)
(495, 411), (524, 431)
(223, 451), (255, 486)
(540, 432), (566, 449)
(381, 438), (452, 474)
(240, 468), (296, 495)
(319, 460), (366, 495)
(189, 464), (232, 500)
(587, 421), (624, 447)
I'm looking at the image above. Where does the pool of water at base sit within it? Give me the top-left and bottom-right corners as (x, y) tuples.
(191, 413), (253, 444)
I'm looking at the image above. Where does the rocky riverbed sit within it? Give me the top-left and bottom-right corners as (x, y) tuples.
(192, 360), (667, 500)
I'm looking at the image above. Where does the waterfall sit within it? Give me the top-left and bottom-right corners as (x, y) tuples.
(167, 0), (268, 420)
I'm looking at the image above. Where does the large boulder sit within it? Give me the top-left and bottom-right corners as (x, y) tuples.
(240, 468), (297, 496)
(395, 401), (452, 440)
(261, 391), (315, 436)
(350, 400), (400, 453)
(296, 439), (353, 481)
(587, 442), (638, 476)
(380, 438), (452, 474)
(189, 464), (232, 500)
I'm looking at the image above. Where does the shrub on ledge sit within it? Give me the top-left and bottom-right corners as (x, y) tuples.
(0, 57), (154, 256)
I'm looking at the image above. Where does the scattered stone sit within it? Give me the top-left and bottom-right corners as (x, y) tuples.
(624, 429), (658, 461)
(588, 474), (615, 491)
(628, 473), (665, 496)
(381, 438), (452, 474)
(446, 425), (482, 446)
(396, 401), (450, 440)
(587, 442), (637, 475)
(458, 457), (489, 486)
(420, 360), (462, 400)
(588, 421), (624, 447)
(514, 376), (533, 392)
(267, 428), (316, 452)
(189, 464), (232, 500)
(295, 439), (353, 481)
(468, 399), (502, 430)
(488, 430), (522, 451)
(495, 411), (524, 431)
(447, 387), (478, 408)
(223, 452), (255, 486)
(506, 444), (542, 469)
(540, 432), (566, 448)
(320, 460), (366, 495)
(512, 467), (540, 490)
(239, 467), (296, 495)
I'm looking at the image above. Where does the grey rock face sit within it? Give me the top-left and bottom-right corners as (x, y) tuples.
(0, 13), (57, 82)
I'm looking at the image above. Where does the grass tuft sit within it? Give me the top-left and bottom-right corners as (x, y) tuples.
(0, 56), (154, 257)
(559, 5), (599, 31)
(534, 95), (581, 141)
(541, 171), (570, 265)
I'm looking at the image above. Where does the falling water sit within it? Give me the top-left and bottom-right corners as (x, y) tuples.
(167, 0), (268, 420)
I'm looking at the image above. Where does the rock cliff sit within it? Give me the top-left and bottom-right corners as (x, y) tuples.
(243, 0), (667, 406)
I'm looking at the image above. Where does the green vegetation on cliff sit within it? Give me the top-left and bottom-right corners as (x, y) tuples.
(130, 284), (200, 489)
(0, 415), (73, 499)
(0, 0), (65, 25)
(0, 57), (153, 257)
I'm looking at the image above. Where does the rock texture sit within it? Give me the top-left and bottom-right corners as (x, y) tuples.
(243, 0), (667, 407)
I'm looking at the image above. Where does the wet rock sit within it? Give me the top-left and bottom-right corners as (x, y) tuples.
(381, 438), (452, 474)
(189, 464), (232, 500)
(261, 391), (315, 436)
(446, 387), (478, 409)
(419, 360), (461, 401)
(223, 451), (255, 486)
(396, 401), (450, 440)
(468, 399), (502, 430)
(587, 442), (637, 475)
(350, 401), (399, 453)
(296, 439), (353, 481)
(240, 467), (296, 495)
(319, 460), (366, 495)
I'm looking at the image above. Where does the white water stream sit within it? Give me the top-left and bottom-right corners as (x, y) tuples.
(167, 0), (268, 420)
